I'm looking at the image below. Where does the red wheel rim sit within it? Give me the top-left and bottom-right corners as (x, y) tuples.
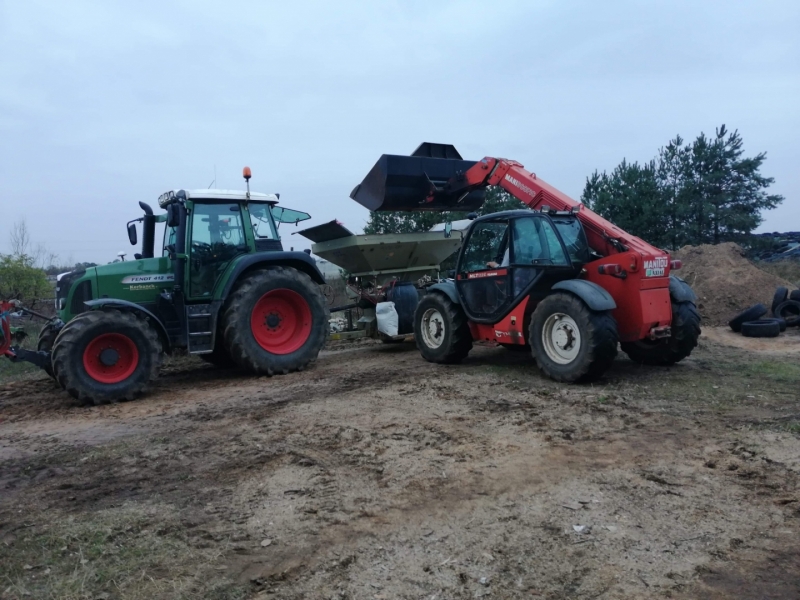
(82, 333), (139, 384)
(250, 289), (312, 355)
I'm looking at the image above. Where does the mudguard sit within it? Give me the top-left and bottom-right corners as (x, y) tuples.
(669, 275), (697, 304)
(221, 251), (325, 300)
(552, 280), (616, 311)
(83, 298), (171, 350)
(427, 281), (460, 305)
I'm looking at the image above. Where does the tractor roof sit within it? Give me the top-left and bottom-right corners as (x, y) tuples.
(158, 189), (279, 208)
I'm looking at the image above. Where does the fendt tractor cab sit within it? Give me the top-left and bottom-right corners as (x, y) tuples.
(0, 168), (328, 405)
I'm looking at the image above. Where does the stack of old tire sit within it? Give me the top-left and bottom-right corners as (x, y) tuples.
(728, 286), (800, 338)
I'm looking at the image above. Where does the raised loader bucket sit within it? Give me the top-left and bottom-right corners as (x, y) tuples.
(350, 143), (486, 212)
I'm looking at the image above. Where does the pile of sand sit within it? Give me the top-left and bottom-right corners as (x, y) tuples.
(673, 242), (793, 326)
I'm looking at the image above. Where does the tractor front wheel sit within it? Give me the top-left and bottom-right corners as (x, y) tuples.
(621, 301), (701, 366)
(222, 267), (328, 375)
(51, 310), (162, 405)
(530, 293), (618, 383)
(413, 293), (472, 364)
(37, 321), (61, 379)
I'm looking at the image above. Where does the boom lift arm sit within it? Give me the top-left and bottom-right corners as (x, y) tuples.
(435, 157), (667, 264)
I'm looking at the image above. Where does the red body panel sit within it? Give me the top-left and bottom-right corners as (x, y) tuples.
(468, 296), (530, 345)
(461, 158), (675, 342)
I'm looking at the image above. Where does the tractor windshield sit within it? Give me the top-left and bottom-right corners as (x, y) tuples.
(551, 218), (591, 264)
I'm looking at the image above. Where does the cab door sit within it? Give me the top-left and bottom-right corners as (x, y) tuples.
(455, 219), (513, 321)
(456, 215), (576, 323)
(187, 203), (247, 299)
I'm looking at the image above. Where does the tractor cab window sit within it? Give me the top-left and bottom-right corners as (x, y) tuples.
(249, 204), (278, 239)
(511, 217), (569, 267)
(162, 226), (176, 257)
(189, 204), (246, 297)
(460, 221), (509, 272)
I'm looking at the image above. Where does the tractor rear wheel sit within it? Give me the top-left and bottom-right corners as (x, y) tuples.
(222, 267), (328, 375)
(51, 310), (162, 405)
(621, 301), (701, 366)
(530, 293), (618, 382)
(413, 292), (472, 364)
(37, 321), (60, 379)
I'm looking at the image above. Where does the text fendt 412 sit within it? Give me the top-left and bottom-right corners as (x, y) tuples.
(351, 143), (701, 382)
(0, 169), (329, 404)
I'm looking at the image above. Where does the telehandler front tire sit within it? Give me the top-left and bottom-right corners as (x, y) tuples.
(51, 310), (162, 405)
(222, 267), (328, 375)
(414, 293), (472, 364)
(530, 293), (618, 383)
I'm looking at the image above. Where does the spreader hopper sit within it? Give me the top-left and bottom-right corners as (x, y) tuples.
(296, 220), (462, 278)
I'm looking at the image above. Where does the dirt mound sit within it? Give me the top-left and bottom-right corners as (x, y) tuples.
(673, 242), (794, 326)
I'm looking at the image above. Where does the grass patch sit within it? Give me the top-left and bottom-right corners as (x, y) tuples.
(757, 259), (800, 286)
(1, 506), (247, 600)
(742, 361), (800, 383)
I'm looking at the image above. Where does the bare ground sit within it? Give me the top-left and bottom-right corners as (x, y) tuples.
(2, 329), (800, 599)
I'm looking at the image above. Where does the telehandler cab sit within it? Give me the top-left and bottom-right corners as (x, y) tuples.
(0, 169), (329, 404)
(351, 143), (701, 382)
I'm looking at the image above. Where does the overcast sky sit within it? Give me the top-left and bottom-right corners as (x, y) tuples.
(1, 0), (797, 264)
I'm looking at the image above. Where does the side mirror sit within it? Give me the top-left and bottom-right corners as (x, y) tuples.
(166, 204), (180, 227)
(127, 222), (138, 246)
(443, 221), (453, 238)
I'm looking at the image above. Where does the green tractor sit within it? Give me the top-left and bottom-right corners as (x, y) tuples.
(3, 169), (329, 405)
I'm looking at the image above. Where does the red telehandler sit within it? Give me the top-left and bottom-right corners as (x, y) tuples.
(351, 143), (700, 382)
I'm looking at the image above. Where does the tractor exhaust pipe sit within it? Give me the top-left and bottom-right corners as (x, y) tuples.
(350, 143), (486, 212)
(138, 201), (156, 259)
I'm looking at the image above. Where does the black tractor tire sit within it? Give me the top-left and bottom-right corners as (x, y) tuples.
(772, 287), (789, 313)
(199, 344), (237, 368)
(51, 310), (162, 405)
(529, 293), (618, 383)
(740, 320), (781, 338)
(621, 301), (701, 366)
(790, 289), (800, 302)
(729, 304), (768, 332)
(773, 300), (800, 327)
(222, 267), (328, 375)
(37, 321), (60, 378)
(413, 292), (472, 364)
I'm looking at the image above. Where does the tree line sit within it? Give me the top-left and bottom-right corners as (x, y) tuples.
(365, 125), (783, 251)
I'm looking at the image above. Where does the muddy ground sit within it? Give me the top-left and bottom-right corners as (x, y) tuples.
(2, 329), (800, 600)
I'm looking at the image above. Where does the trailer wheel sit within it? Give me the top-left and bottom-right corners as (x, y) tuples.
(51, 310), (162, 405)
(621, 301), (701, 366)
(222, 267), (328, 375)
(37, 322), (60, 379)
(414, 293), (472, 364)
(530, 293), (618, 383)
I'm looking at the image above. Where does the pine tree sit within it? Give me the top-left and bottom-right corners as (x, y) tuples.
(363, 187), (525, 234)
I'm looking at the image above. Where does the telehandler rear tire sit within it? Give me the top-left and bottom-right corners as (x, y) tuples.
(51, 310), (162, 405)
(530, 293), (618, 383)
(222, 267), (328, 375)
(414, 292), (472, 364)
(621, 301), (701, 366)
